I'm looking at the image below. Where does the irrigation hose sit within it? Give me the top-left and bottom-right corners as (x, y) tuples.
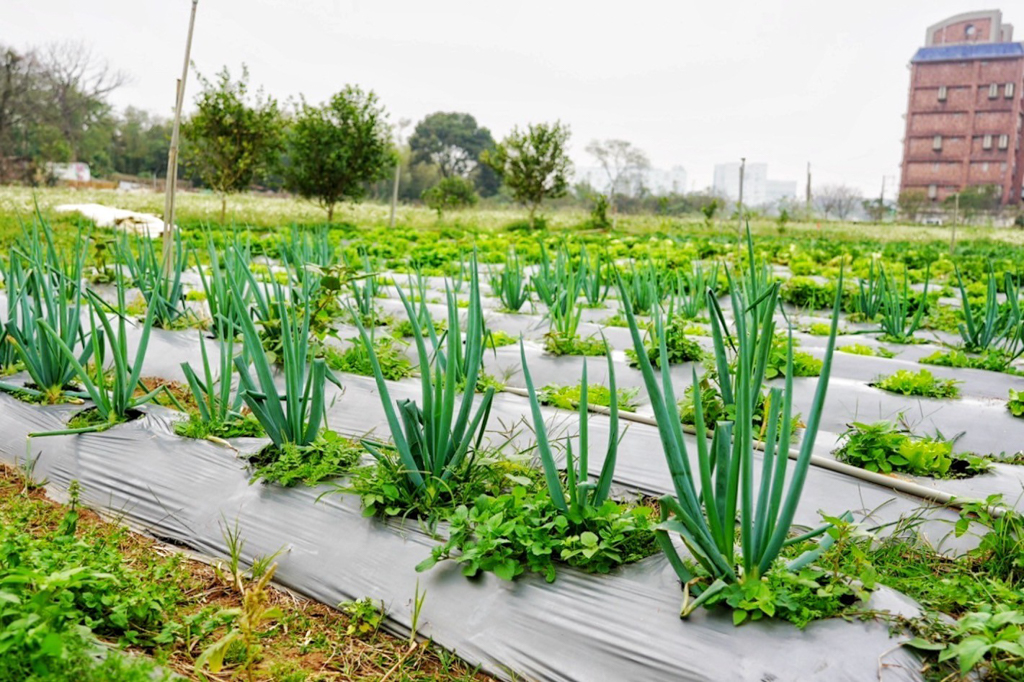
(500, 386), (963, 510)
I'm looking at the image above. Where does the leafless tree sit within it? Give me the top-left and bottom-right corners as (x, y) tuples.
(815, 183), (861, 220)
(585, 138), (650, 204)
(39, 40), (129, 160)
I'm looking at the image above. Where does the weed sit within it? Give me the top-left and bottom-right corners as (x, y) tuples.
(323, 336), (415, 381)
(833, 420), (988, 478)
(1009, 389), (1024, 418)
(920, 348), (1022, 375)
(872, 368), (960, 399)
(837, 343), (895, 358)
(539, 382), (640, 412)
(248, 430), (363, 487)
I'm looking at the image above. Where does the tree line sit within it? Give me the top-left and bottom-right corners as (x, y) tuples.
(0, 41), (168, 181)
(1, 42), (581, 225)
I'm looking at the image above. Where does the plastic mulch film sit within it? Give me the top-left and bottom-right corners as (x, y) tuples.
(0, 395), (925, 681)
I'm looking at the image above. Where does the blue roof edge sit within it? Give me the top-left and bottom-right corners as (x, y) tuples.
(912, 42), (1024, 63)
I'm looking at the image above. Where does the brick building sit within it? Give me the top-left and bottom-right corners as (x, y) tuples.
(899, 10), (1024, 206)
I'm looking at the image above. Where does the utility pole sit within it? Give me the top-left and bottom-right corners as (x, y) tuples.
(162, 0), (198, 276)
(737, 157), (746, 248)
(878, 175), (886, 222)
(950, 192), (959, 255)
(805, 162), (812, 216)
(388, 118), (410, 229)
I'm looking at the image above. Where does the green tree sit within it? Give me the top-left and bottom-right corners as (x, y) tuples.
(422, 176), (478, 218)
(110, 107), (170, 178)
(944, 184), (1002, 221)
(409, 111), (498, 196)
(897, 189), (929, 223)
(482, 121), (572, 228)
(182, 65), (282, 223)
(283, 86), (393, 222)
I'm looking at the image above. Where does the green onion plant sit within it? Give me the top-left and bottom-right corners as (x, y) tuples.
(117, 230), (190, 328)
(955, 264), (1010, 352)
(625, 258), (662, 315)
(0, 250), (91, 403)
(854, 259), (885, 320)
(33, 279), (177, 434)
(878, 266), (930, 343)
(347, 252), (379, 322)
(232, 287), (341, 448)
(196, 240), (253, 340)
(521, 339), (620, 516)
(620, 265), (844, 616)
(490, 247), (530, 312)
(579, 246), (611, 306)
(181, 326), (248, 428)
(353, 256), (495, 499)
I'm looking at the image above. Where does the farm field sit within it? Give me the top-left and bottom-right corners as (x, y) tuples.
(2, 190), (1024, 680)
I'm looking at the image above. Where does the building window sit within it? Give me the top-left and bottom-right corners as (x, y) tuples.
(938, 85), (948, 101)
(982, 162), (990, 172)
(932, 162), (939, 171)
(999, 134), (1009, 149)
(933, 135), (943, 150)
(1007, 82), (1016, 98)
(928, 184), (938, 199)
(989, 83), (999, 99)
(983, 134), (993, 149)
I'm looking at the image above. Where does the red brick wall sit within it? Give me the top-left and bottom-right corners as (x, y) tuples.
(931, 19), (994, 45)
(900, 54), (1024, 205)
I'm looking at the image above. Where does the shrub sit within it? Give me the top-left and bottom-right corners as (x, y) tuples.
(872, 369), (960, 399)
(422, 177), (479, 217)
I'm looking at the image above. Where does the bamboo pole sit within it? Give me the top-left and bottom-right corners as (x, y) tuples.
(162, 0), (199, 276)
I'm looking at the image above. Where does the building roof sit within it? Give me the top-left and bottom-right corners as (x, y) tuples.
(911, 41), (1024, 63)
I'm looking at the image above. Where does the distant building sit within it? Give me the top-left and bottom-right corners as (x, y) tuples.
(712, 163), (795, 207)
(642, 166), (689, 195)
(766, 179), (798, 204)
(899, 10), (1024, 206)
(573, 165), (688, 197)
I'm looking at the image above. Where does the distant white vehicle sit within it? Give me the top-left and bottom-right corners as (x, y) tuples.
(46, 162), (91, 182)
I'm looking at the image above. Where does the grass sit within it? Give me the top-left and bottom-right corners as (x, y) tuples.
(0, 463), (495, 681)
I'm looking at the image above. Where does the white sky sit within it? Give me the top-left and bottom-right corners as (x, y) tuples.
(5, 1), (1017, 196)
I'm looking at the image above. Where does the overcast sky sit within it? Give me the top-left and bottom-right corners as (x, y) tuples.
(5, 1), (1017, 196)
